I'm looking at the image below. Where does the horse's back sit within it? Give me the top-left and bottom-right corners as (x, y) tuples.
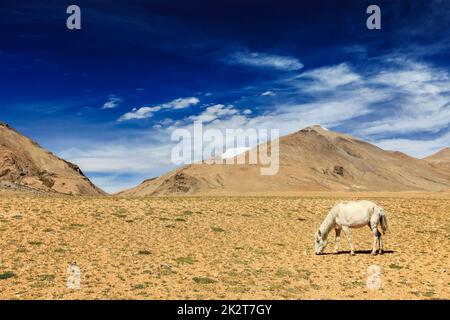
(334, 200), (376, 212)
(333, 200), (376, 227)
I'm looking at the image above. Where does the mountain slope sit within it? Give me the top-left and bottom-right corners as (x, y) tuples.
(120, 125), (450, 196)
(424, 148), (450, 171)
(0, 122), (105, 195)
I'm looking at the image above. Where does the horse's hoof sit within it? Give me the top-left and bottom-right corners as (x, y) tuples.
(350, 251), (355, 256)
(371, 251), (377, 256)
(378, 250), (384, 255)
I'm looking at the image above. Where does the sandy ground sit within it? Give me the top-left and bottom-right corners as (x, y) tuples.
(0, 192), (448, 299)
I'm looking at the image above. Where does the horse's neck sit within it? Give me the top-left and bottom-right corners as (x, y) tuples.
(319, 210), (336, 239)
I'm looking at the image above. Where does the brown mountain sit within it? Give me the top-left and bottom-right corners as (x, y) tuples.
(120, 125), (450, 196)
(424, 148), (450, 171)
(0, 122), (105, 195)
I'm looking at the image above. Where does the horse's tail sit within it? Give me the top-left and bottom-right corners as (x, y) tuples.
(380, 209), (388, 235)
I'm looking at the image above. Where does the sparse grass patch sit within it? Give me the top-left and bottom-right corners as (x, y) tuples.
(254, 248), (270, 255)
(275, 268), (293, 277)
(37, 274), (55, 282)
(137, 250), (152, 255)
(113, 208), (128, 218)
(132, 284), (146, 290)
(310, 283), (321, 290)
(0, 271), (15, 280)
(422, 291), (435, 297)
(28, 241), (42, 246)
(69, 223), (84, 228)
(193, 277), (217, 284)
(211, 226), (225, 233)
(227, 286), (249, 293)
(175, 256), (197, 264)
(389, 264), (403, 270)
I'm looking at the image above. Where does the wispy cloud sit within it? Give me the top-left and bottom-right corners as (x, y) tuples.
(118, 97), (199, 121)
(188, 104), (239, 123)
(225, 50), (303, 71)
(101, 95), (123, 109)
(297, 63), (361, 91)
(261, 91), (276, 96)
(354, 60), (450, 136)
(373, 131), (450, 158)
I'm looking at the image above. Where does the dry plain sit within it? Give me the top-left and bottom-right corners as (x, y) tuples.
(0, 191), (449, 299)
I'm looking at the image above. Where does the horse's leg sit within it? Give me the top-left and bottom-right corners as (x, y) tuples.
(370, 227), (380, 255)
(378, 231), (383, 255)
(370, 215), (381, 255)
(342, 226), (355, 255)
(334, 227), (341, 254)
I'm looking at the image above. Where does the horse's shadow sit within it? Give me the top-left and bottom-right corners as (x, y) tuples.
(321, 249), (394, 255)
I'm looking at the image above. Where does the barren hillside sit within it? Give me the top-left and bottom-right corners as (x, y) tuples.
(120, 125), (450, 196)
(424, 148), (450, 172)
(0, 122), (104, 195)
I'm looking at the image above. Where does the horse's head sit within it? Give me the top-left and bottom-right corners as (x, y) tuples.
(314, 230), (327, 255)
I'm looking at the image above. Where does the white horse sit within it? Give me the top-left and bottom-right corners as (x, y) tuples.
(314, 200), (388, 255)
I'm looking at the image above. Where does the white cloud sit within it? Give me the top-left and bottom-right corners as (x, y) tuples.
(161, 97), (200, 109)
(61, 144), (174, 173)
(188, 104), (239, 123)
(298, 63), (361, 91)
(101, 95), (123, 109)
(261, 91), (276, 96)
(118, 97), (199, 121)
(118, 106), (161, 121)
(226, 50), (303, 71)
(355, 61), (450, 135)
(373, 131), (450, 158)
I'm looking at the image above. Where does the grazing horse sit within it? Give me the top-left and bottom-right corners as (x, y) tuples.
(314, 200), (388, 255)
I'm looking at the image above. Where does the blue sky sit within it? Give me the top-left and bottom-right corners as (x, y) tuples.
(1, 0), (450, 192)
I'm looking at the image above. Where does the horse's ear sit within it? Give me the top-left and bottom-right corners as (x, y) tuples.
(317, 230), (321, 237)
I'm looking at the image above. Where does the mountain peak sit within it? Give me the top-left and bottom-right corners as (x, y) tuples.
(424, 147), (450, 170)
(425, 147), (450, 158)
(300, 125), (330, 133)
(293, 125), (353, 141)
